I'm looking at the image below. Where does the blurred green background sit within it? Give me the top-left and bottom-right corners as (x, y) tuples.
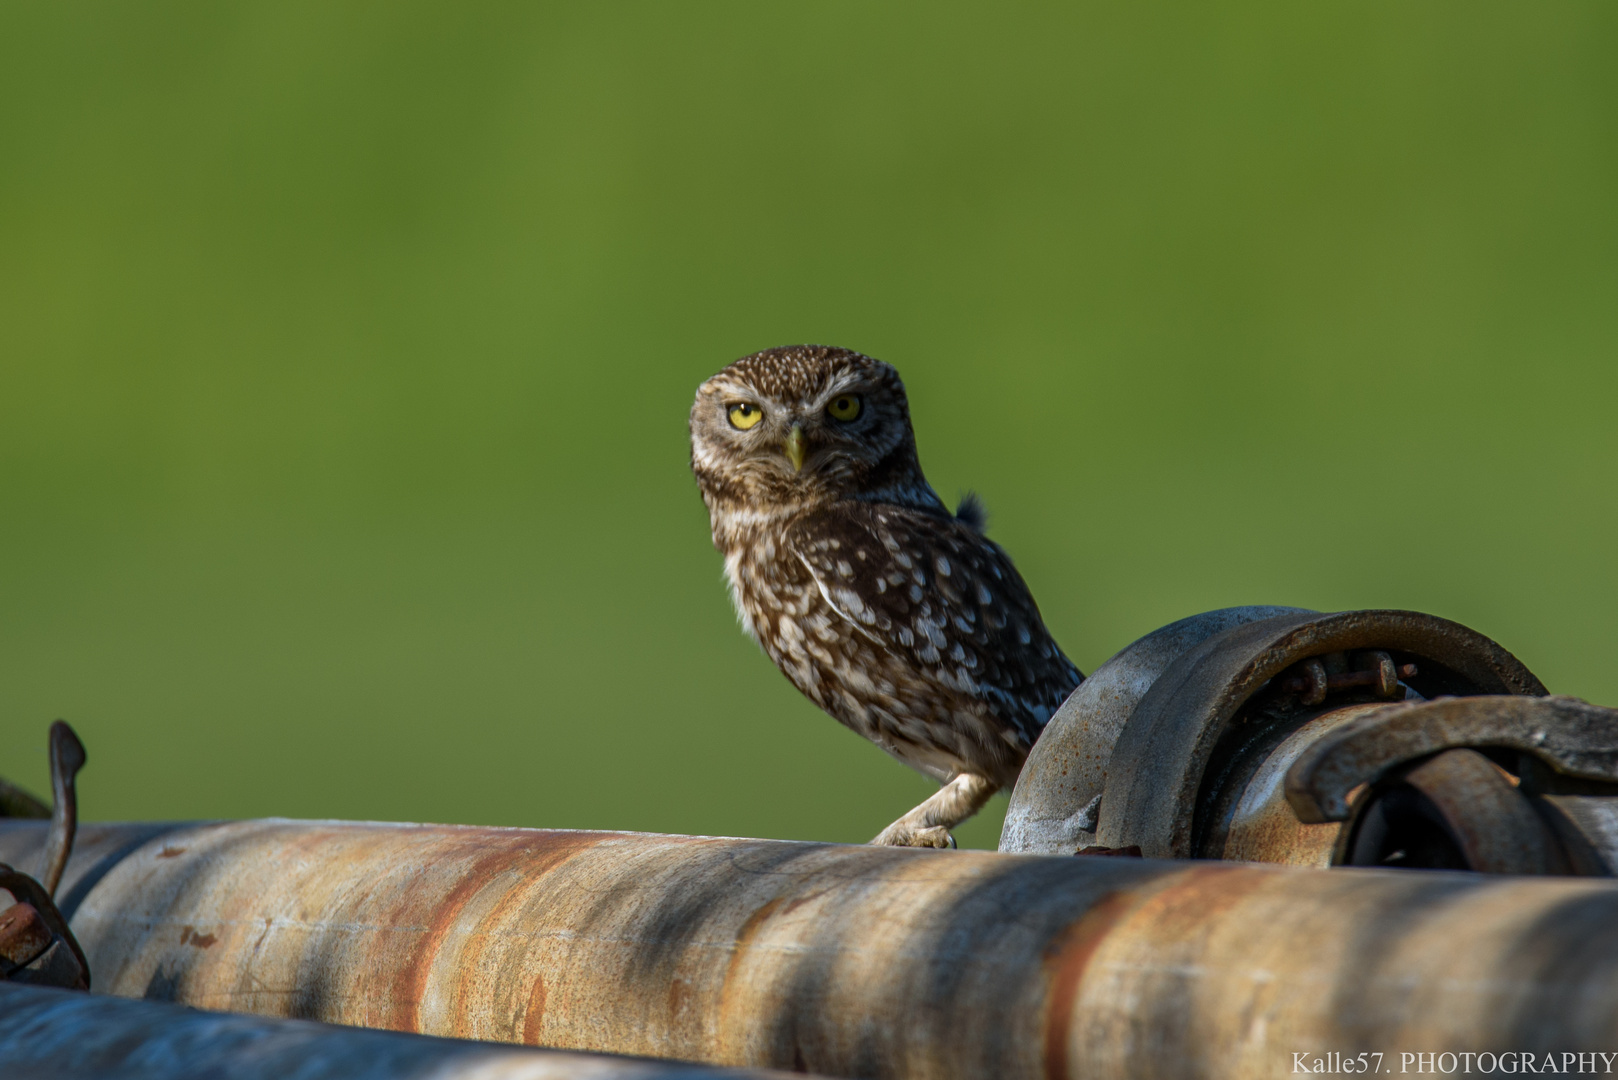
(2, 3), (1615, 849)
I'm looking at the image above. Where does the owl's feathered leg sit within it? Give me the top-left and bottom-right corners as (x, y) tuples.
(870, 772), (997, 848)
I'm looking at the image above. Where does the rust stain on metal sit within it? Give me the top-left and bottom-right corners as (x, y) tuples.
(180, 926), (217, 949)
(1125, 862), (1266, 933)
(779, 890), (827, 916)
(1041, 889), (1139, 1080)
(1043, 862), (1295, 1080)
(421, 841), (562, 1042)
(729, 896), (786, 959)
(522, 974), (547, 1045)
(391, 830), (613, 1036)
(0, 902), (53, 968)
(716, 895), (787, 1036)
(454, 827), (662, 1044)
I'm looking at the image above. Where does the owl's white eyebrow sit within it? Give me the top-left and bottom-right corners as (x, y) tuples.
(814, 375), (871, 404)
(709, 381), (767, 404)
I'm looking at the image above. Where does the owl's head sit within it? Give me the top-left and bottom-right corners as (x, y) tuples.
(690, 345), (940, 513)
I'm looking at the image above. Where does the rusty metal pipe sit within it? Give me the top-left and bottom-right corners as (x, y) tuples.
(0, 982), (798, 1079)
(9, 819), (1618, 1079)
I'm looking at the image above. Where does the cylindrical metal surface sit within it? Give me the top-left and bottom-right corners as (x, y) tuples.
(1001, 606), (1309, 855)
(8, 818), (1618, 1079)
(1205, 704), (1387, 866)
(0, 982), (796, 1079)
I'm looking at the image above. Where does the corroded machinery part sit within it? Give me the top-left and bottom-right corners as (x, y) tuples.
(9, 819), (1618, 1080)
(1098, 609), (1544, 858)
(0, 982), (801, 1080)
(1001, 606), (1311, 854)
(0, 870), (89, 991)
(0, 720), (92, 991)
(1288, 695), (1618, 823)
(1002, 608), (1546, 861)
(1286, 695), (1618, 876)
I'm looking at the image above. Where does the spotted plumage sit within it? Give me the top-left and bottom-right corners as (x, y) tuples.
(690, 345), (1082, 846)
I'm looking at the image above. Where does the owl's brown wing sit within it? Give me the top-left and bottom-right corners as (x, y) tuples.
(785, 503), (1082, 748)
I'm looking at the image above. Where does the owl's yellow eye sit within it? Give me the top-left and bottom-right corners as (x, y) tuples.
(827, 394), (862, 421)
(727, 402), (764, 430)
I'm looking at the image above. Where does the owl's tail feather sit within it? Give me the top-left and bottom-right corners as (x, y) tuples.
(955, 492), (988, 533)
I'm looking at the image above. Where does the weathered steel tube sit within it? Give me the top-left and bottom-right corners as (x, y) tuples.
(7, 818), (1618, 1080)
(0, 982), (796, 1079)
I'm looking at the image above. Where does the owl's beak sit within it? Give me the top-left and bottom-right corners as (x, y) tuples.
(784, 424), (807, 474)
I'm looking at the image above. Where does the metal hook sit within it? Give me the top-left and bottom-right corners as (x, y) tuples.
(40, 721), (86, 899)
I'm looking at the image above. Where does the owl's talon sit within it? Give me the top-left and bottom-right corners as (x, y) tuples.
(869, 773), (996, 849)
(871, 824), (955, 848)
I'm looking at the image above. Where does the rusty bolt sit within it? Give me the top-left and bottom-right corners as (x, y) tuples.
(1282, 658), (1417, 700)
(1301, 658), (1329, 705)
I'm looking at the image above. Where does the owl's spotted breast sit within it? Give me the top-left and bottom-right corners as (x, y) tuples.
(726, 501), (1079, 788)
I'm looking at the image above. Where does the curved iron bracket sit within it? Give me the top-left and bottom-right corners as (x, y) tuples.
(1000, 606), (1310, 854)
(1286, 695), (1618, 824)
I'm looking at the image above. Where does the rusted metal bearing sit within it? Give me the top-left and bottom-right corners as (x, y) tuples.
(1288, 695), (1618, 822)
(1002, 608), (1546, 861)
(1331, 748), (1571, 874)
(1285, 695), (1618, 874)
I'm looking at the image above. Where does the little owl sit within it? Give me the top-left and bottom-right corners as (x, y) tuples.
(690, 345), (1083, 847)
